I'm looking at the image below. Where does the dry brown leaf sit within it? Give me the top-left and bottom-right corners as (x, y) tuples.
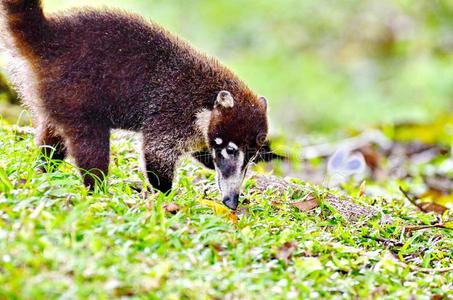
(418, 202), (448, 215)
(359, 146), (381, 172)
(400, 187), (448, 215)
(291, 197), (319, 212)
(228, 213), (239, 224)
(123, 198), (137, 208)
(276, 241), (297, 265)
(163, 203), (181, 214)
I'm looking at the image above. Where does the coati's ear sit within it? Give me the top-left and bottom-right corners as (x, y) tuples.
(215, 91), (234, 109)
(259, 96), (268, 111)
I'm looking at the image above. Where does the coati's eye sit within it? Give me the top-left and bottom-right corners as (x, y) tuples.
(225, 142), (239, 156)
(226, 146), (237, 156)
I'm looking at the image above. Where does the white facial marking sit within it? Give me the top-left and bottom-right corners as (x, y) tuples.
(228, 142), (238, 150)
(195, 109), (212, 139)
(212, 149), (216, 159)
(215, 138), (223, 145)
(221, 148), (229, 159)
(216, 150), (246, 199)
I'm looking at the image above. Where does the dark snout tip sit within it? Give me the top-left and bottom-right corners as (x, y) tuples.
(223, 194), (239, 211)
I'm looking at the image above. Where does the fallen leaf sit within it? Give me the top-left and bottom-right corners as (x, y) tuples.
(276, 242), (297, 265)
(201, 199), (238, 223)
(163, 203), (181, 214)
(271, 200), (283, 206)
(208, 243), (224, 253)
(419, 189), (444, 201)
(400, 187), (449, 215)
(418, 202), (448, 215)
(358, 180), (367, 197)
(359, 146), (380, 171)
(291, 197), (319, 212)
(435, 194), (453, 207)
(124, 198), (137, 208)
(229, 212), (239, 224)
(201, 199), (230, 215)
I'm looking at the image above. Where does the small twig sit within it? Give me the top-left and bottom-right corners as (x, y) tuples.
(399, 186), (421, 209)
(404, 224), (453, 232)
(363, 234), (404, 247)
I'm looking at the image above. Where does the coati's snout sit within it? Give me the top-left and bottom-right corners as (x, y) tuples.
(223, 194), (240, 211)
(214, 141), (246, 210)
(208, 91), (269, 210)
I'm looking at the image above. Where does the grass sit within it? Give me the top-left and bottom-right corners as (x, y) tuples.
(0, 122), (452, 299)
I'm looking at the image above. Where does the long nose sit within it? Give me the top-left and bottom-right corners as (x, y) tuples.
(222, 193), (239, 210)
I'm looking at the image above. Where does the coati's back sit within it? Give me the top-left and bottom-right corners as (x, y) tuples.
(1, 0), (251, 130)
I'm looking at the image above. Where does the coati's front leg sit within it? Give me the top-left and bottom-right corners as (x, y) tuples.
(64, 126), (110, 190)
(142, 135), (181, 193)
(36, 122), (67, 172)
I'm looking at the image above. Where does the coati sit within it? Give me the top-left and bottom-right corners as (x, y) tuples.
(0, 0), (269, 210)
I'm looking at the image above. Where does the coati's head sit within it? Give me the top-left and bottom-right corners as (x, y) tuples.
(204, 90), (268, 210)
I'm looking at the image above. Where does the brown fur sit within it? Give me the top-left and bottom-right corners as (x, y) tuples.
(1, 0), (268, 192)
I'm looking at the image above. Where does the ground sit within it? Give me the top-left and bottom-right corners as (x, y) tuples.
(0, 123), (452, 299)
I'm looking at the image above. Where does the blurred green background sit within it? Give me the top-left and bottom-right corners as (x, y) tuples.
(1, 0), (452, 134)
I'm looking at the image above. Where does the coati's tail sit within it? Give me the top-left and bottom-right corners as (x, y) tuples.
(1, 0), (46, 56)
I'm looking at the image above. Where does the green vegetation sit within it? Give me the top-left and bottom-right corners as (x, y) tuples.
(0, 123), (452, 299)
